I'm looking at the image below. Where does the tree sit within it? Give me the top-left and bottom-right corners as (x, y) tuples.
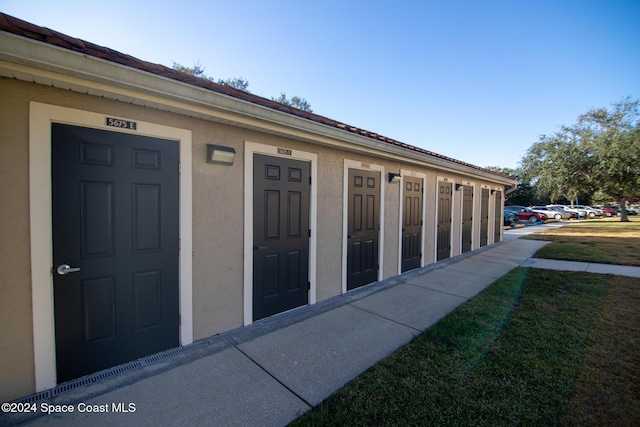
(217, 77), (250, 92)
(484, 166), (536, 205)
(172, 61), (211, 80)
(271, 93), (313, 113)
(521, 97), (640, 221)
(520, 129), (595, 204)
(171, 63), (313, 111)
(171, 62), (250, 92)
(578, 98), (640, 221)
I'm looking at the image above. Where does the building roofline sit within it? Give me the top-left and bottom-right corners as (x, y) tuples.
(0, 12), (516, 184)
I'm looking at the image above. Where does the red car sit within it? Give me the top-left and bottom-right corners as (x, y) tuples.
(504, 206), (548, 223)
(599, 206), (616, 217)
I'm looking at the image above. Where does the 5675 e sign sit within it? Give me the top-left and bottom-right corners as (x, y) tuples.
(106, 117), (137, 130)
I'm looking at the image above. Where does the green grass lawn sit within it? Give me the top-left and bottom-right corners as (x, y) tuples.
(291, 222), (640, 426)
(524, 219), (640, 266)
(292, 269), (640, 426)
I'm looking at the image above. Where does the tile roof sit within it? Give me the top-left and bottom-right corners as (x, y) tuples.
(0, 12), (512, 180)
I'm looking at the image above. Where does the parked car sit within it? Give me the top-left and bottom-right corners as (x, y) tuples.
(595, 206), (616, 217)
(587, 206), (604, 216)
(549, 204), (588, 218)
(575, 205), (601, 218)
(604, 205), (622, 215)
(628, 207), (639, 215)
(547, 205), (584, 218)
(546, 205), (577, 219)
(503, 210), (518, 226)
(504, 206), (548, 223)
(530, 206), (569, 220)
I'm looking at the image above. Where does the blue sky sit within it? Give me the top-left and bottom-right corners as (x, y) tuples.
(2, 0), (638, 169)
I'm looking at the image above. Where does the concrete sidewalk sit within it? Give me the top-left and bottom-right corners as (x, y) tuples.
(3, 223), (634, 427)
(523, 258), (640, 278)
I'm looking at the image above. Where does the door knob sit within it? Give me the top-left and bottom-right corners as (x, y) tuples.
(56, 264), (81, 275)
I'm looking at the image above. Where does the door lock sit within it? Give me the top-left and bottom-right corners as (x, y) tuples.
(56, 264), (81, 275)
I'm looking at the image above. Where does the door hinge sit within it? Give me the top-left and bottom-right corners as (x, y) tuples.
(309, 176), (312, 185)
(308, 281), (311, 290)
(178, 239), (181, 251)
(309, 229), (311, 238)
(179, 163), (181, 174)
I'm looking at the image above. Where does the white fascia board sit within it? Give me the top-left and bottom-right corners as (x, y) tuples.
(0, 32), (516, 186)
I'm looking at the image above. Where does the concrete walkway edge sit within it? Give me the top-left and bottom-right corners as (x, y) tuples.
(3, 222), (637, 427)
(523, 258), (640, 278)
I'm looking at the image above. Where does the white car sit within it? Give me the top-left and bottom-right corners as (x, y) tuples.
(575, 205), (601, 218)
(546, 205), (583, 218)
(530, 206), (567, 220)
(549, 204), (589, 218)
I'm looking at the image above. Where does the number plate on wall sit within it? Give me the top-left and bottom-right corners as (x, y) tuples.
(106, 117), (137, 130)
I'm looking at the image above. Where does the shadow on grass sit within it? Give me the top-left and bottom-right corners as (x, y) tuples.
(291, 268), (632, 426)
(523, 221), (640, 266)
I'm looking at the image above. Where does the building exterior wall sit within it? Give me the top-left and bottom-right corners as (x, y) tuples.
(0, 77), (510, 402)
(0, 78), (34, 402)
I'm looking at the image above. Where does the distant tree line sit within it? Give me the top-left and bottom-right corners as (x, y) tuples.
(171, 62), (313, 112)
(489, 97), (640, 221)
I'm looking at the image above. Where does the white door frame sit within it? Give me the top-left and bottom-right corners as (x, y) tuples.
(434, 176), (455, 263)
(492, 187), (503, 243)
(459, 180), (476, 253)
(29, 102), (193, 392)
(243, 141), (318, 326)
(480, 184), (491, 246)
(397, 170), (427, 275)
(342, 160), (385, 294)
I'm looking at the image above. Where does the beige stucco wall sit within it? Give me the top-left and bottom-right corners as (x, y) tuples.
(383, 171), (401, 279)
(0, 78), (34, 402)
(315, 150), (346, 301)
(0, 77), (509, 402)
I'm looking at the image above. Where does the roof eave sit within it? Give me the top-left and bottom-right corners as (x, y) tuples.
(0, 31), (516, 186)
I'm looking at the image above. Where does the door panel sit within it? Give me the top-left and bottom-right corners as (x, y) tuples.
(52, 123), (179, 383)
(437, 182), (452, 261)
(253, 154), (310, 321)
(462, 185), (473, 253)
(401, 177), (423, 272)
(81, 276), (115, 343)
(80, 181), (114, 257)
(132, 184), (161, 252)
(480, 188), (490, 247)
(494, 190), (503, 242)
(347, 169), (380, 290)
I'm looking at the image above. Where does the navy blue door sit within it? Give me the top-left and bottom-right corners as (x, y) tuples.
(253, 154), (310, 320)
(52, 124), (179, 383)
(437, 182), (452, 261)
(462, 185), (473, 253)
(480, 188), (489, 247)
(401, 177), (422, 272)
(494, 190), (503, 242)
(347, 169), (380, 290)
